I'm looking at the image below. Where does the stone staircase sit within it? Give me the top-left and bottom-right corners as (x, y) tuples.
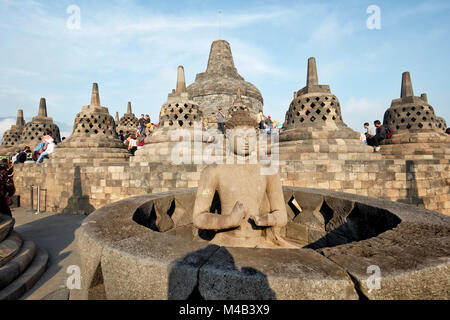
(0, 213), (48, 300)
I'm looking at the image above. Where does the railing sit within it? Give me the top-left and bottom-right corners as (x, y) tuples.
(30, 185), (47, 214)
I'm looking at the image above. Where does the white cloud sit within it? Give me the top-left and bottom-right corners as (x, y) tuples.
(0, 118), (16, 139)
(341, 97), (387, 131)
(342, 97), (385, 113)
(307, 14), (356, 46)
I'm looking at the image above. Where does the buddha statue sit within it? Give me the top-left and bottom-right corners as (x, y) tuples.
(192, 107), (298, 249)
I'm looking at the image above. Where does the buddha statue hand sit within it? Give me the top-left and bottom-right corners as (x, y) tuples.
(249, 214), (262, 226)
(230, 201), (246, 226)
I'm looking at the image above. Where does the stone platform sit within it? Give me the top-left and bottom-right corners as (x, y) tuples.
(71, 187), (450, 300)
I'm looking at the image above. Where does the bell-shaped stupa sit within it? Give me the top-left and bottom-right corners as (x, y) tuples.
(117, 102), (139, 135)
(1, 109), (26, 152)
(51, 83), (129, 163)
(278, 57), (378, 161)
(187, 40), (263, 123)
(133, 66), (204, 163)
(381, 72), (449, 159)
(19, 98), (61, 149)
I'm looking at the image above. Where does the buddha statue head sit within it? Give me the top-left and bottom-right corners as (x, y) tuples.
(225, 106), (257, 157)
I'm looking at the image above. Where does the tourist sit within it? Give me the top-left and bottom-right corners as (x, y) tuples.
(366, 120), (386, 152)
(145, 114), (151, 126)
(0, 164), (15, 217)
(202, 118), (209, 130)
(37, 133), (56, 163)
(14, 147), (27, 164)
(1, 159), (13, 178)
(137, 133), (145, 149)
(217, 107), (226, 135)
(11, 150), (19, 164)
(265, 116), (273, 135)
(127, 134), (138, 156)
(118, 130), (125, 142)
(145, 121), (153, 136)
(364, 122), (375, 138)
(257, 111), (265, 132)
(138, 114), (146, 135)
(33, 136), (46, 161)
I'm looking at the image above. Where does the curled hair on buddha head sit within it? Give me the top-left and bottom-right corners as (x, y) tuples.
(225, 106), (257, 130)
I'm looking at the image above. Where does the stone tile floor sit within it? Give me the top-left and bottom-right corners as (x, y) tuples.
(10, 207), (85, 300)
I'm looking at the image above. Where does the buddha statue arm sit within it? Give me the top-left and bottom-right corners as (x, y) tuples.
(250, 174), (288, 228)
(193, 167), (245, 230)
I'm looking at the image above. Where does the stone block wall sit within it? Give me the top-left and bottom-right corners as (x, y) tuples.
(13, 155), (450, 216)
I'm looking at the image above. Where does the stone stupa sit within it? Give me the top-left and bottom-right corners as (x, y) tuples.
(134, 66), (204, 164)
(278, 57), (378, 161)
(436, 117), (447, 133)
(0, 109), (26, 154)
(116, 102), (139, 135)
(51, 83), (129, 163)
(115, 111), (120, 126)
(187, 40), (263, 123)
(381, 72), (450, 159)
(19, 98), (61, 149)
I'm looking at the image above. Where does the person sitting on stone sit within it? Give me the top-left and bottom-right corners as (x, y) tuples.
(366, 120), (386, 152)
(364, 122), (375, 138)
(192, 106), (298, 249)
(217, 107), (226, 135)
(118, 130), (125, 142)
(127, 134), (138, 156)
(14, 147), (27, 164)
(265, 116), (273, 135)
(37, 132), (56, 163)
(33, 136), (46, 161)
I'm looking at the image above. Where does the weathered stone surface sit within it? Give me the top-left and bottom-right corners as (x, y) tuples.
(74, 187), (450, 300)
(0, 231), (23, 267)
(199, 246), (358, 300)
(0, 238), (36, 290)
(100, 233), (218, 300)
(320, 222), (450, 299)
(0, 246), (48, 300)
(0, 214), (15, 243)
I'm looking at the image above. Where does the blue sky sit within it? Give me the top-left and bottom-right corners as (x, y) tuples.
(1, 0), (449, 137)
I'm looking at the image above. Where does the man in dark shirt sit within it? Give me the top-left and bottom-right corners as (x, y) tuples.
(138, 114), (146, 135)
(14, 148), (27, 164)
(367, 120), (386, 152)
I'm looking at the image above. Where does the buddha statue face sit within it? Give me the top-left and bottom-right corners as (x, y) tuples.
(225, 106), (257, 157)
(227, 125), (256, 156)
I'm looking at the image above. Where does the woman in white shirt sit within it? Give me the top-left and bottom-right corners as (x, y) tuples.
(37, 136), (56, 163)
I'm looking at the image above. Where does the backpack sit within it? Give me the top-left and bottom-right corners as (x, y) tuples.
(384, 125), (393, 139)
